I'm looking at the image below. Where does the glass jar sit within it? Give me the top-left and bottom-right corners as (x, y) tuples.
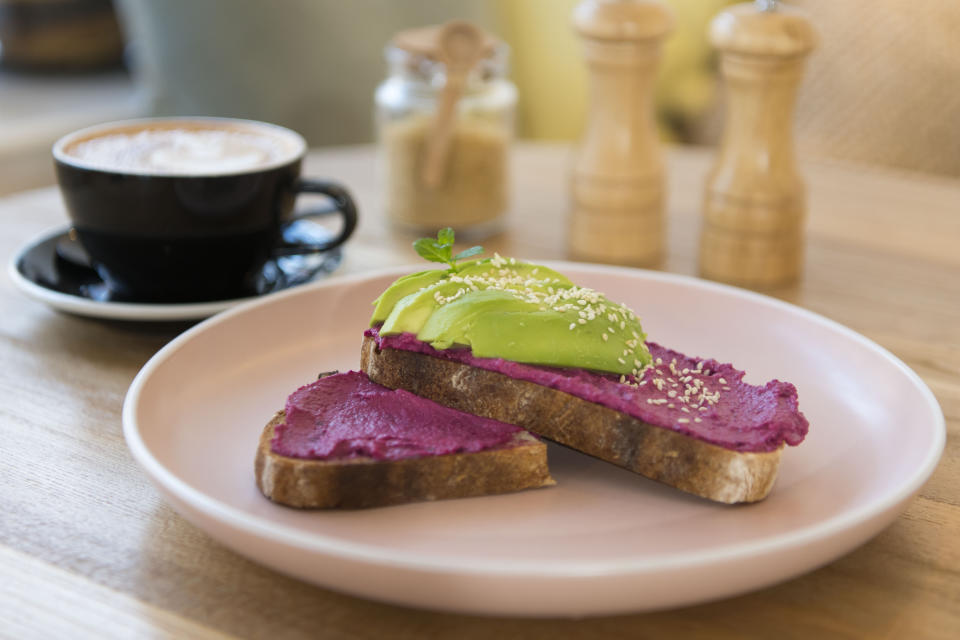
(375, 24), (516, 237)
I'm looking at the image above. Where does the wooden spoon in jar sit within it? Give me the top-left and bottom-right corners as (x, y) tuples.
(421, 21), (485, 189)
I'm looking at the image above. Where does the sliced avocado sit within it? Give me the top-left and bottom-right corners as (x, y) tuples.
(417, 289), (539, 348)
(380, 277), (483, 336)
(369, 256), (650, 375)
(370, 269), (445, 326)
(377, 260), (568, 336)
(418, 288), (649, 372)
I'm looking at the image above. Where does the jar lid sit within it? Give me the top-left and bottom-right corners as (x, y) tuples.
(392, 21), (501, 63)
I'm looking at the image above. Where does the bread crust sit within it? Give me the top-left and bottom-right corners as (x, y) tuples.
(361, 336), (782, 504)
(255, 411), (555, 509)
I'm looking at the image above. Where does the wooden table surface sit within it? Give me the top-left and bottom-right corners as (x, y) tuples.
(1, 144), (957, 638)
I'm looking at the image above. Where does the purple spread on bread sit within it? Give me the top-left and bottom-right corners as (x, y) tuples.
(365, 327), (808, 453)
(271, 370), (526, 461)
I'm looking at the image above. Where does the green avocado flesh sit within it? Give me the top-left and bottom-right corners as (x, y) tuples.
(370, 257), (651, 375)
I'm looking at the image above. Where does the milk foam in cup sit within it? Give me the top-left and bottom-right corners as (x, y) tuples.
(65, 129), (289, 174)
(58, 119), (304, 176)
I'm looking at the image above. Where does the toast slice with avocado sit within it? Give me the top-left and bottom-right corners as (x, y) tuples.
(359, 230), (808, 504)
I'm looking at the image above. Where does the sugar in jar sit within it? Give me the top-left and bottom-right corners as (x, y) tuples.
(375, 22), (516, 237)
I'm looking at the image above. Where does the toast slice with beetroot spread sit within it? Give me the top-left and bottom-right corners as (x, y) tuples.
(359, 230), (808, 504)
(255, 371), (553, 509)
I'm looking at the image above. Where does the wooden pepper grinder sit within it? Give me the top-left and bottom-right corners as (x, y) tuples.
(569, 0), (673, 267)
(699, 0), (816, 287)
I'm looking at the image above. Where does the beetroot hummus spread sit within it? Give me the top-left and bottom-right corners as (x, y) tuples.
(366, 327), (808, 453)
(271, 370), (525, 461)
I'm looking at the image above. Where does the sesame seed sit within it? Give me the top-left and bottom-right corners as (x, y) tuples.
(617, 357), (626, 364)
(601, 333), (609, 342)
(578, 318), (587, 325)
(694, 417), (702, 423)
(719, 377), (727, 384)
(568, 323), (576, 330)
(677, 418), (690, 424)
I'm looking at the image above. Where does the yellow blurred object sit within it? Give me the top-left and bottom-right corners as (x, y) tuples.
(493, 0), (732, 142)
(493, 0), (586, 140)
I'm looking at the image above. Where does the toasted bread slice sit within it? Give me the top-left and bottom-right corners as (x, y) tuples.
(361, 336), (782, 504)
(256, 411), (554, 509)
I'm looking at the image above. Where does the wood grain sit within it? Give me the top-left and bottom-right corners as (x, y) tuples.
(700, 3), (816, 287)
(568, 0), (672, 267)
(0, 143), (957, 638)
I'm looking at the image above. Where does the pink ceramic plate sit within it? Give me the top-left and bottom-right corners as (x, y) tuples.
(123, 264), (944, 617)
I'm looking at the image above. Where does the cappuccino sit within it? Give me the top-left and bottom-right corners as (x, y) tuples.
(53, 117), (356, 302)
(56, 119), (304, 176)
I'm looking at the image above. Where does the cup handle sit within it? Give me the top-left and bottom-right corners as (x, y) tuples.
(274, 179), (358, 255)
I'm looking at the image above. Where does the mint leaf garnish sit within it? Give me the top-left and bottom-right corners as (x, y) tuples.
(412, 237), (449, 264)
(413, 227), (484, 272)
(437, 227), (455, 246)
(452, 246), (484, 261)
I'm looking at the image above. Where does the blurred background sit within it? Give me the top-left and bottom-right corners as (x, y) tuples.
(0, 0), (957, 195)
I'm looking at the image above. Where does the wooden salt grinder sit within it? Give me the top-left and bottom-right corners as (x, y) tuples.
(569, 0), (673, 267)
(699, 1), (816, 287)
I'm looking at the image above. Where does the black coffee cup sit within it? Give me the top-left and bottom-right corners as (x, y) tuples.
(53, 117), (357, 302)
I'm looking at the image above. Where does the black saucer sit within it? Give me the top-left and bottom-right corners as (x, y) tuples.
(11, 221), (343, 320)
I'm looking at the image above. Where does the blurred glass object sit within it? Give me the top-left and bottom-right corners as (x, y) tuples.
(115, 0), (494, 147)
